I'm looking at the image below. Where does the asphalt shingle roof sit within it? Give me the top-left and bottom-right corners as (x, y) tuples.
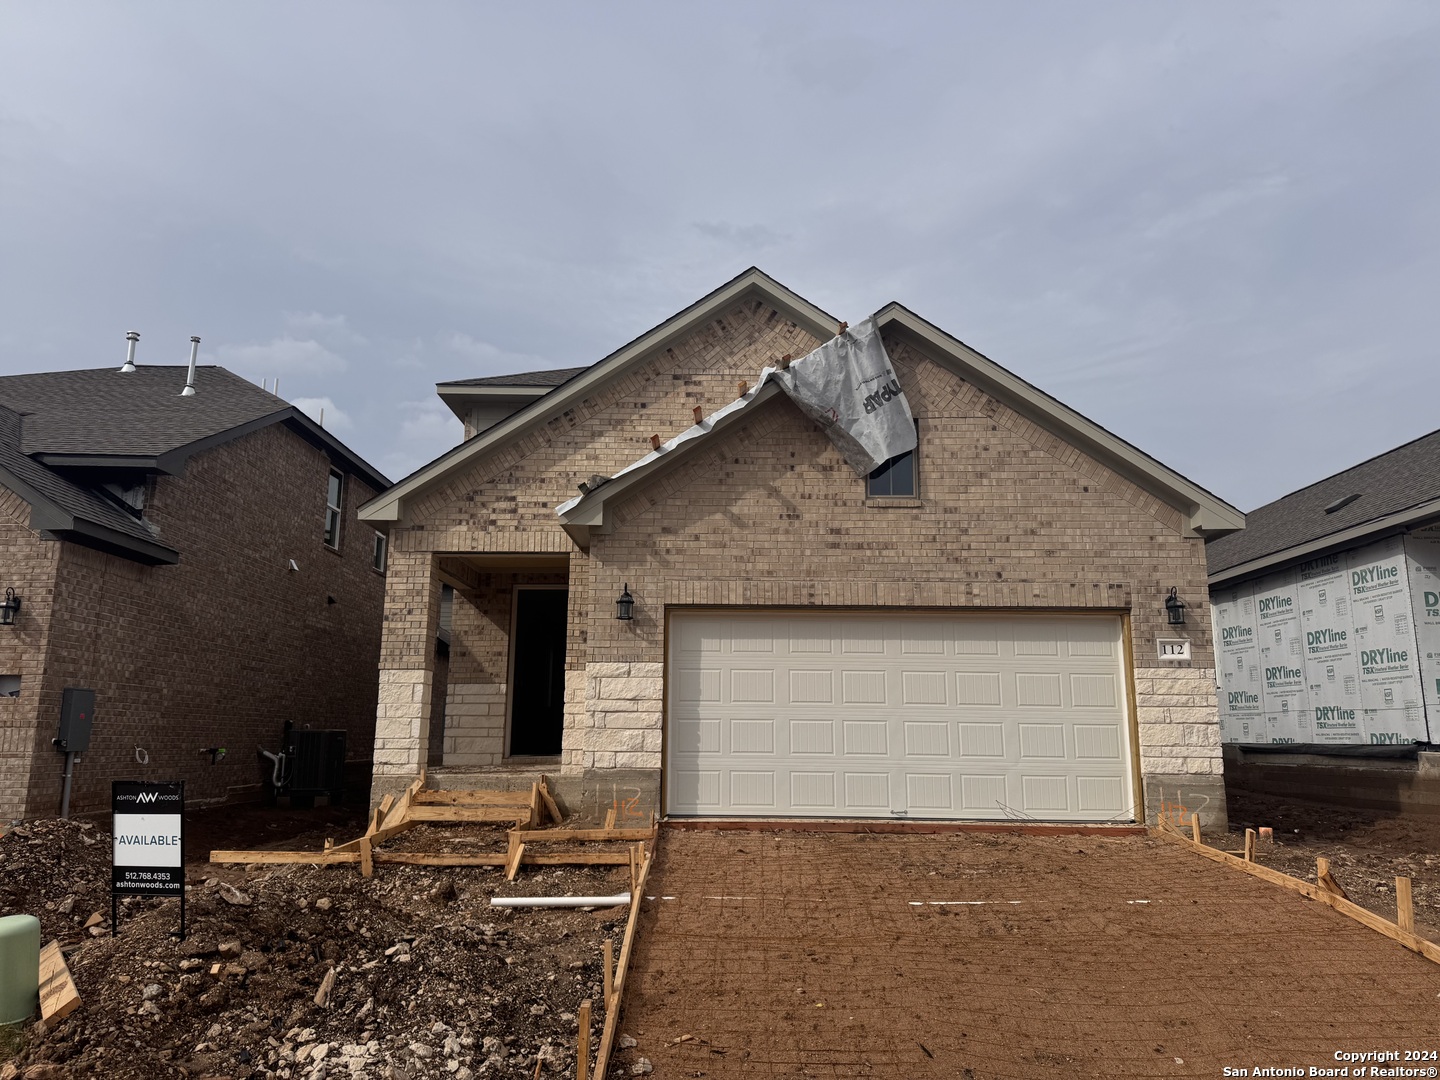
(1206, 427), (1440, 575)
(0, 365), (286, 456)
(438, 366), (590, 389)
(0, 405), (169, 552)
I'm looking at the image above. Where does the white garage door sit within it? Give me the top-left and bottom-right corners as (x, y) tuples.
(666, 611), (1135, 822)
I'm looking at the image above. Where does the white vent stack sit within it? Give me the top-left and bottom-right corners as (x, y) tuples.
(180, 336), (200, 397)
(119, 331), (139, 373)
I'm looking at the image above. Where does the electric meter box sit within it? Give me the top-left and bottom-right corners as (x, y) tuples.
(56, 688), (95, 753)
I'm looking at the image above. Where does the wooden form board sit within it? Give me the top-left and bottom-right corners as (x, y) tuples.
(1153, 820), (1440, 965)
(590, 850), (655, 1080)
(210, 849), (633, 867)
(39, 940), (80, 1022)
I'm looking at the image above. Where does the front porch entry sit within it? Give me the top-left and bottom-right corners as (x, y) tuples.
(508, 585), (568, 757)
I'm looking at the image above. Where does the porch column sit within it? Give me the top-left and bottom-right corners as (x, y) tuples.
(371, 550), (442, 805)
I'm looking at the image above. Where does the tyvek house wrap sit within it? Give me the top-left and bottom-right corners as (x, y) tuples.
(769, 317), (917, 476)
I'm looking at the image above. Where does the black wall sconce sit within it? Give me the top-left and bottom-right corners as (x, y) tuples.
(1164, 587), (1187, 626)
(615, 584), (635, 621)
(1, 588), (20, 626)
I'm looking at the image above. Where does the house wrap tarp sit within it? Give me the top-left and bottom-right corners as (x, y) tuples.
(771, 317), (917, 476)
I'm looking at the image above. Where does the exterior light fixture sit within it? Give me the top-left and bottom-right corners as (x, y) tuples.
(615, 584), (635, 621)
(1164, 587), (1186, 626)
(1, 588), (19, 626)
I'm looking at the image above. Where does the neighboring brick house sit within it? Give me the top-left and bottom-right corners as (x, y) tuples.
(0, 358), (390, 820)
(361, 269), (1245, 827)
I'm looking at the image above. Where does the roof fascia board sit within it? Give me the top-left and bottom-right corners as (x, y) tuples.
(58, 518), (180, 565)
(35, 454), (168, 472)
(1209, 498), (1440, 587)
(359, 269), (839, 523)
(435, 385), (554, 399)
(148, 408), (390, 493)
(874, 304), (1245, 538)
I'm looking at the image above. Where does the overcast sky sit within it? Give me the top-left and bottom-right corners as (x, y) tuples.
(3, 3), (1437, 510)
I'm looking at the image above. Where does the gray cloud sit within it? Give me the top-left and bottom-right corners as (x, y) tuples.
(2, 2), (1437, 506)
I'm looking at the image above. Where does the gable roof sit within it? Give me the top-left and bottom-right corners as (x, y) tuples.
(360, 267), (841, 521)
(553, 303), (1245, 545)
(359, 270), (1244, 540)
(0, 404), (179, 563)
(1207, 427), (1440, 584)
(0, 363), (390, 564)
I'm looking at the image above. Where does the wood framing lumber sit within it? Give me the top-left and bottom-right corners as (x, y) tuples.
(211, 848), (634, 868)
(38, 940), (81, 1022)
(211, 849), (362, 864)
(413, 789), (532, 807)
(592, 851), (655, 1079)
(509, 827), (654, 844)
(406, 805), (530, 824)
(1152, 824), (1440, 965)
(332, 819), (417, 853)
(1397, 877), (1415, 935)
(1317, 858), (1348, 899)
(505, 840), (527, 882)
(577, 999), (592, 1080)
(602, 939), (614, 1009)
(537, 776), (563, 825)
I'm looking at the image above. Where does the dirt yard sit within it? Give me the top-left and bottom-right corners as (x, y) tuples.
(0, 807), (633, 1079)
(615, 828), (1440, 1079)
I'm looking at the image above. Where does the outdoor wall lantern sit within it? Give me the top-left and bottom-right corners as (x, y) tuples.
(1, 588), (20, 626)
(1164, 587), (1186, 626)
(615, 584), (635, 621)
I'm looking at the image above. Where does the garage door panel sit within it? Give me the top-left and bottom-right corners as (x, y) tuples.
(667, 612), (1133, 821)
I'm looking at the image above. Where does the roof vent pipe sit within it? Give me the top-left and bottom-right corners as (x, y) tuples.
(180, 336), (200, 396)
(119, 331), (139, 373)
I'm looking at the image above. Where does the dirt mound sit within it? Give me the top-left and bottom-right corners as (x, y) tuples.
(3, 823), (632, 1079)
(0, 819), (112, 943)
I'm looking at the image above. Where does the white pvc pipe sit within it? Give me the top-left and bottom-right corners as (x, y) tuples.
(490, 894), (630, 909)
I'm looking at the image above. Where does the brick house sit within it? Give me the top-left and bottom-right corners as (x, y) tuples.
(361, 269), (1244, 827)
(0, 357), (390, 820)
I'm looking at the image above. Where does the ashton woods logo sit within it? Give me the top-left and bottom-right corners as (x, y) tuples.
(116, 791), (180, 805)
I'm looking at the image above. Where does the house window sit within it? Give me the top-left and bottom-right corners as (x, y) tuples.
(373, 530), (387, 573)
(324, 470), (343, 548)
(867, 424), (918, 497)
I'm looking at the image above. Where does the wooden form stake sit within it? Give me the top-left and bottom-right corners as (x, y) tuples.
(604, 807), (617, 830)
(359, 835), (373, 878)
(1243, 828), (1256, 862)
(602, 939), (614, 1008)
(592, 850), (655, 1080)
(1317, 857), (1348, 899)
(1153, 817), (1440, 965)
(1191, 813), (1201, 844)
(576, 999), (592, 1080)
(1397, 877), (1415, 935)
(505, 834), (527, 881)
(38, 941), (81, 1022)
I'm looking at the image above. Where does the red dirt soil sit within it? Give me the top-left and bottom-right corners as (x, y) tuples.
(614, 829), (1440, 1079)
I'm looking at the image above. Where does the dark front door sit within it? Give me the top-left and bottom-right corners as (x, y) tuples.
(509, 588), (568, 757)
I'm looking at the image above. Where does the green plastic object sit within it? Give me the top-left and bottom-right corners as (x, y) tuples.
(0, 913), (40, 1024)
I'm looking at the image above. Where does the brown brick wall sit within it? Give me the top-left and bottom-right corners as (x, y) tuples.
(0, 421), (385, 819)
(0, 491), (61, 822)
